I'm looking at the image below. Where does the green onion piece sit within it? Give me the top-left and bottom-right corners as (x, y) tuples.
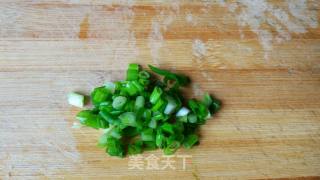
(152, 112), (167, 121)
(188, 99), (210, 122)
(68, 92), (85, 108)
(125, 82), (138, 96)
(124, 100), (135, 112)
(150, 87), (163, 104)
(151, 97), (166, 112)
(99, 111), (119, 125)
(127, 63), (140, 81)
(205, 111), (211, 119)
(173, 121), (184, 133)
(172, 133), (184, 142)
(106, 137), (124, 157)
(135, 110), (144, 131)
(128, 140), (143, 155)
(188, 113), (198, 123)
(161, 123), (174, 134)
(143, 141), (157, 151)
(99, 102), (112, 114)
(98, 114), (109, 129)
(176, 107), (190, 117)
(188, 99), (199, 113)
(202, 92), (213, 107)
(139, 78), (150, 86)
(132, 80), (144, 92)
(110, 110), (124, 116)
(119, 112), (137, 127)
(99, 101), (111, 106)
(135, 96), (145, 110)
(148, 65), (190, 86)
(97, 133), (109, 148)
(76, 110), (99, 129)
(122, 126), (139, 137)
(141, 128), (155, 141)
(143, 109), (152, 122)
(156, 131), (166, 148)
(148, 118), (157, 129)
(164, 96), (177, 115)
(164, 137), (181, 155)
(112, 96), (127, 110)
(104, 82), (116, 94)
(128, 63), (139, 70)
(110, 128), (122, 139)
(197, 102), (209, 120)
(91, 86), (111, 106)
(211, 98), (222, 113)
(139, 70), (150, 79)
(127, 69), (139, 81)
(183, 134), (199, 149)
(177, 115), (188, 122)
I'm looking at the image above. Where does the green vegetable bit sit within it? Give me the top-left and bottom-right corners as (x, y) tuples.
(69, 63), (221, 157)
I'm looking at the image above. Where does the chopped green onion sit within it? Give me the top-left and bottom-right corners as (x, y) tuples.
(161, 123), (174, 134)
(188, 113), (198, 123)
(98, 114), (109, 128)
(127, 63), (139, 81)
(110, 128), (122, 139)
(141, 128), (155, 141)
(177, 115), (188, 122)
(148, 65), (190, 86)
(139, 70), (150, 79)
(202, 92), (212, 107)
(164, 137), (181, 155)
(112, 96), (127, 110)
(143, 109), (152, 122)
(164, 96), (177, 115)
(91, 86), (111, 106)
(143, 141), (157, 151)
(97, 133), (109, 147)
(128, 63), (139, 70)
(150, 87), (163, 104)
(99, 111), (118, 125)
(132, 80), (144, 92)
(70, 63), (221, 157)
(106, 137), (124, 157)
(128, 140), (143, 155)
(68, 92), (85, 108)
(176, 107), (190, 117)
(156, 131), (166, 148)
(211, 98), (222, 113)
(148, 118), (157, 129)
(104, 82), (116, 94)
(125, 82), (138, 96)
(135, 96), (145, 110)
(119, 112), (137, 127)
(183, 134), (199, 149)
(76, 110), (99, 129)
(152, 112), (167, 121)
(151, 97), (166, 112)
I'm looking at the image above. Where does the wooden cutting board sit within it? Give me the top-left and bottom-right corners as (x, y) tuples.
(0, 1), (319, 179)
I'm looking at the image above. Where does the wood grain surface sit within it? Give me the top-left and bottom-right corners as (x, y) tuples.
(0, 0), (319, 179)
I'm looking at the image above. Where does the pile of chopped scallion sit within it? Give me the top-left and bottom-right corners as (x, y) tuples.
(68, 64), (221, 157)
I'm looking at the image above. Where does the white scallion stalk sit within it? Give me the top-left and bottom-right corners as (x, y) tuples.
(176, 107), (190, 117)
(68, 92), (84, 108)
(205, 111), (211, 119)
(164, 96), (177, 115)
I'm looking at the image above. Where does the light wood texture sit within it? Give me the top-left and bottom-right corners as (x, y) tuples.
(0, 1), (320, 179)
